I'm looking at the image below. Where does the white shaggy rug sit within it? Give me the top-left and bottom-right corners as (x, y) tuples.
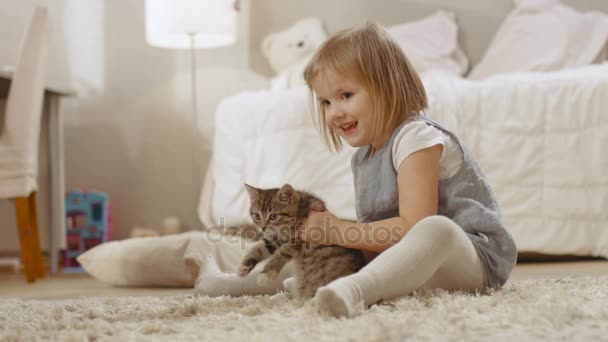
(1, 276), (607, 341)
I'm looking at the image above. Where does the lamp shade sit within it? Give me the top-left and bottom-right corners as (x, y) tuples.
(145, 0), (237, 49)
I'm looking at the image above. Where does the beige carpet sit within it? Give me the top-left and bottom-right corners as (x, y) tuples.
(1, 276), (607, 341)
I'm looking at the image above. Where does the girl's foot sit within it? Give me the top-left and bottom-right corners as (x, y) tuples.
(194, 255), (228, 297)
(313, 277), (365, 318)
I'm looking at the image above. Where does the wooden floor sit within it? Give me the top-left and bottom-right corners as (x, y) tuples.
(1, 260), (607, 300)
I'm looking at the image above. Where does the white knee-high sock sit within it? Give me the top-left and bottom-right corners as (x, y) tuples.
(315, 216), (479, 317)
(282, 277), (298, 294)
(195, 255), (293, 297)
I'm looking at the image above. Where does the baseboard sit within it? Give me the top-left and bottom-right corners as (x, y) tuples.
(0, 253), (51, 274)
(0, 257), (20, 274)
(518, 252), (606, 263)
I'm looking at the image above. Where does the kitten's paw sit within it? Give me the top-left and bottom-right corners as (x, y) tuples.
(238, 264), (254, 277)
(257, 270), (278, 286)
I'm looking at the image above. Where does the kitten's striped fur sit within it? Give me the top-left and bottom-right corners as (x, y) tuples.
(239, 183), (367, 299)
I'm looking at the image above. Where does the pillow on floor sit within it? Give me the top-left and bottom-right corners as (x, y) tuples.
(77, 231), (252, 287)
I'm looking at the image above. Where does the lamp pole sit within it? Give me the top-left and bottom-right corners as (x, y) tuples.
(188, 32), (200, 210)
(145, 0), (237, 228)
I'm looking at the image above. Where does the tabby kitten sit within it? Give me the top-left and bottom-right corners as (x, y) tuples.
(239, 183), (367, 299)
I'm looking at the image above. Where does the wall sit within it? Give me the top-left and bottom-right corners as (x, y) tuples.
(0, 0), (265, 252)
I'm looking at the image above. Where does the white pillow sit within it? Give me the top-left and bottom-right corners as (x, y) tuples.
(469, 0), (608, 80)
(77, 231), (253, 287)
(387, 11), (469, 76)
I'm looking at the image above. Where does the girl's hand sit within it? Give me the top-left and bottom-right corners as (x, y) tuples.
(300, 211), (344, 245)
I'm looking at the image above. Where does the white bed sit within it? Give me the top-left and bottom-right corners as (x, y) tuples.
(199, 0), (608, 259)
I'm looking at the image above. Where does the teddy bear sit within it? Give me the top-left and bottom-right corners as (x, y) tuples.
(261, 17), (328, 91)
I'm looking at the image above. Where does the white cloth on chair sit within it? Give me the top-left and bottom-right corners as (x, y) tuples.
(0, 6), (49, 199)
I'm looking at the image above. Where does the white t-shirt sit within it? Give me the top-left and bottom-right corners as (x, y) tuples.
(391, 120), (463, 180)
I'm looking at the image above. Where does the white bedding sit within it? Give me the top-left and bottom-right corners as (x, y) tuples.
(201, 64), (608, 257)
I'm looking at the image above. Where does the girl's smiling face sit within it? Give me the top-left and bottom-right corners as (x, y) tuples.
(311, 70), (381, 149)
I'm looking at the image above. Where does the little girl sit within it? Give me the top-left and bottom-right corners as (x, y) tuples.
(196, 22), (517, 317)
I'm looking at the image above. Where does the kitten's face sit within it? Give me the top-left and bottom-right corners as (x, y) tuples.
(244, 184), (301, 240)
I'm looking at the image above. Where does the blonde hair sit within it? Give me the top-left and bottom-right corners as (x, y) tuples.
(304, 22), (428, 152)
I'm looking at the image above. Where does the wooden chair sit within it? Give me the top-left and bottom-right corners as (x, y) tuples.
(0, 6), (49, 282)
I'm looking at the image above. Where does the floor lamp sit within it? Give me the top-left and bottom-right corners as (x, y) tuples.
(145, 0), (236, 216)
